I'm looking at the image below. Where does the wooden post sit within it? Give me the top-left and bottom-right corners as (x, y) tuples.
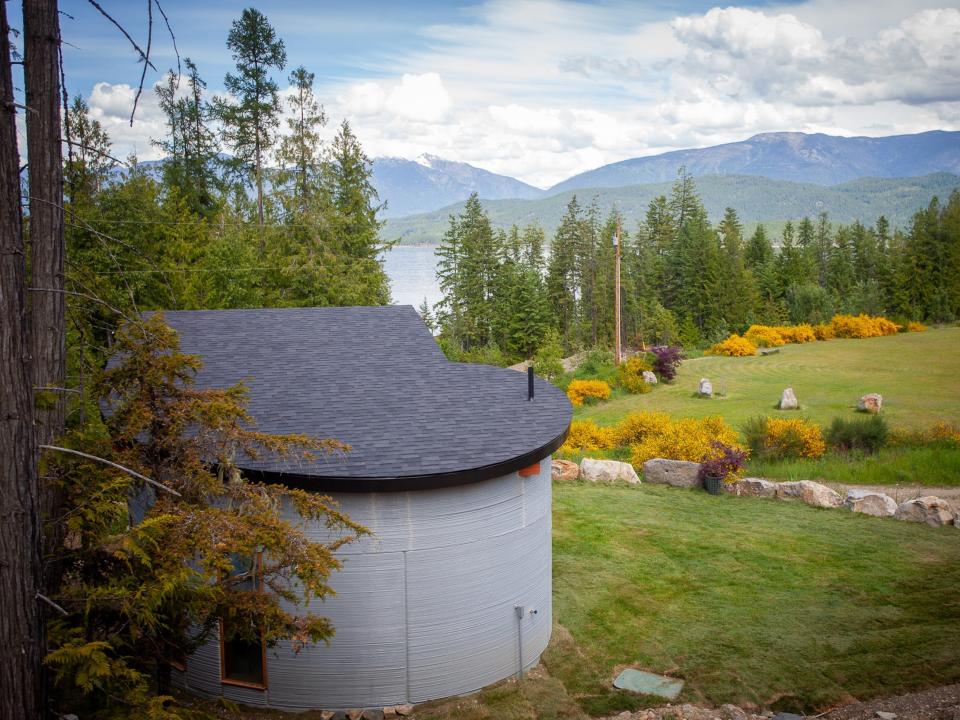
(614, 219), (622, 365)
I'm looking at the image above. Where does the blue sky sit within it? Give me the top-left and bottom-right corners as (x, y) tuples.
(24, 0), (960, 186)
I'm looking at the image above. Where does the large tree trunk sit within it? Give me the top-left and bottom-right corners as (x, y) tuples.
(24, 0), (66, 591)
(0, 3), (43, 718)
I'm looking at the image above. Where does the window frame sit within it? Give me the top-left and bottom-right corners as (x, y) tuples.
(219, 551), (268, 691)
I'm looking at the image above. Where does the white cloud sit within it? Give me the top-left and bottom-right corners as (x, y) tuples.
(340, 82), (386, 116)
(672, 7), (826, 62)
(86, 81), (168, 161)
(81, 1), (960, 188)
(385, 73), (452, 122)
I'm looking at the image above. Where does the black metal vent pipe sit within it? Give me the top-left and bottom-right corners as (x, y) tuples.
(527, 366), (534, 401)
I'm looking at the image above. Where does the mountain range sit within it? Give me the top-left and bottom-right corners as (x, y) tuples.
(383, 172), (960, 246)
(373, 154), (542, 218)
(548, 130), (960, 192)
(371, 130), (960, 222)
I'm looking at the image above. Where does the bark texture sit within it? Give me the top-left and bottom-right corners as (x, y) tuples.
(0, 3), (42, 718)
(24, 0), (66, 594)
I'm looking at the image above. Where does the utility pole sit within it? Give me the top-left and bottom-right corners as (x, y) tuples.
(614, 218), (622, 365)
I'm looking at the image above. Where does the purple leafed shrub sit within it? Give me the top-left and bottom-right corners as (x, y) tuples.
(650, 345), (683, 382)
(698, 441), (748, 482)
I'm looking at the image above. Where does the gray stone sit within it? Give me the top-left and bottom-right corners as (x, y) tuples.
(776, 480), (843, 508)
(395, 706), (414, 717)
(642, 370), (658, 385)
(329, 713), (348, 720)
(858, 393), (883, 413)
(643, 458), (701, 488)
(383, 709), (398, 719)
(725, 477), (778, 497)
(845, 489), (897, 517)
(698, 378), (713, 397)
(894, 496), (955, 527)
(580, 458), (640, 484)
(721, 704), (749, 720)
(875, 712), (897, 720)
(772, 714), (804, 720)
(779, 387), (798, 410)
(347, 711), (364, 720)
(551, 458), (580, 482)
(362, 710), (385, 720)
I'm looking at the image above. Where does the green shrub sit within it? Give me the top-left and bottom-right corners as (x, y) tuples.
(617, 355), (653, 394)
(533, 329), (564, 382)
(826, 415), (889, 454)
(566, 346), (618, 386)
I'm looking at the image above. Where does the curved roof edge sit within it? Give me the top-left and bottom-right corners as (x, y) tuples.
(239, 426), (569, 493)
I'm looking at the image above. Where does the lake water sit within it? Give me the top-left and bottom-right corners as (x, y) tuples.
(383, 245), (441, 309)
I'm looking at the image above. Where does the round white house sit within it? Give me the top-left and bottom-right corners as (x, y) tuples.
(161, 306), (572, 712)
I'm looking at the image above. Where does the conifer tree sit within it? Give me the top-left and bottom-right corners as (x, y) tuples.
(276, 65), (327, 214)
(154, 59), (221, 219)
(215, 7), (287, 228)
(546, 196), (581, 347)
(324, 120), (390, 305)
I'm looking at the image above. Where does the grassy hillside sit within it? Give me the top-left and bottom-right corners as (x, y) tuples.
(385, 172), (960, 245)
(413, 483), (960, 719)
(576, 327), (960, 432)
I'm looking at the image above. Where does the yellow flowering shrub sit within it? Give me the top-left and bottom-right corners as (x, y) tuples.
(629, 415), (743, 466)
(929, 422), (960, 445)
(566, 379), (611, 406)
(779, 324), (817, 343)
(560, 420), (618, 453)
(812, 323), (835, 341)
(906, 321), (928, 332)
(612, 411), (672, 446)
(617, 355), (654, 394)
(708, 334), (757, 357)
(829, 314), (900, 338)
(744, 325), (787, 347)
(757, 417), (826, 459)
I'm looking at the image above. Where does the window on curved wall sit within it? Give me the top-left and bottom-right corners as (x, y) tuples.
(220, 552), (267, 689)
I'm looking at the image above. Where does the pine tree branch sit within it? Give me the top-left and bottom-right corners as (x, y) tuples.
(39, 445), (182, 497)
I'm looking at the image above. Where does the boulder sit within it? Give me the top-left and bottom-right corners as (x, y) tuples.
(858, 393), (883, 413)
(698, 378), (713, 397)
(776, 480), (843, 508)
(845, 488), (897, 517)
(551, 459), (580, 482)
(779, 387), (798, 410)
(580, 458), (640, 484)
(894, 496), (955, 527)
(642, 370), (658, 385)
(395, 706), (414, 717)
(361, 711), (385, 720)
(725, 477), (778, 497)
(643, 458), (701, 488)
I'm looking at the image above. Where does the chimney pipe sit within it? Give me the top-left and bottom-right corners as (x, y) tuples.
(527, 366), (534, 401)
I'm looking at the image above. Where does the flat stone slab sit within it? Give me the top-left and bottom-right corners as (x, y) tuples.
(613, 669), (684, 699)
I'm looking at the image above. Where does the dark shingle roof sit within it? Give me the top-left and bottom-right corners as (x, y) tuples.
(158, 306), (571, 491)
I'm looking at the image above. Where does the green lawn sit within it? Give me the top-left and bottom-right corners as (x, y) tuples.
(551, 483), (960, 715)
(416, 483), (960, 720)
(575, 327), (960, 432)
(750, 444), (960, 486)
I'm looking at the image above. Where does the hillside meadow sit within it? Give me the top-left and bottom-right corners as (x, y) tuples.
(569, 327), (960, 486)
(576, 326), (960, 431)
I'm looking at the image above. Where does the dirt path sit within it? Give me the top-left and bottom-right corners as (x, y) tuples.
(823, 482), (960, 503)
(820, 683), (960, 720)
